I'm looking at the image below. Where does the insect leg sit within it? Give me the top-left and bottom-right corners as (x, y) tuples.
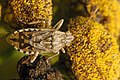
(28, 20), (46, 29)
(17, 19), (26, 25)
(21, 53), (39, 64)
(46, 51), (60, 62)
(53, 19), (64, 30)
(17, 17), (46, 28)
(36, 17), (51, 27)
(27, 21), (45, 25)
(61, 48), (65, 53)
(30, 52), (39, 63)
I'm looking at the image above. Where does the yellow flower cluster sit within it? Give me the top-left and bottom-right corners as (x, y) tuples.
(66, 16), (120, 80)
(9, 0), (52, 28)
(87, 0), (120, 40)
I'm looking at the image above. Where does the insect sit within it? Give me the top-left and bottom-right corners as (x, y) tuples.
(6, 19), (74, 63)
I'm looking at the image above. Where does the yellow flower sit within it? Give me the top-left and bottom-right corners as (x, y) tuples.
(66, 16), (120, 80)
(9, 0), (52, 28)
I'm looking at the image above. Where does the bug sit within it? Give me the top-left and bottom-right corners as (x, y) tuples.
(6, 19), (74, 63)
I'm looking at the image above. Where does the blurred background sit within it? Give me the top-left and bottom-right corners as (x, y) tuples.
(1, 0), (120, 80)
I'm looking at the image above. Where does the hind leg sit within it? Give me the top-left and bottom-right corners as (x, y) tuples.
(21, 52), (39, 64)
(61, 48), (65, 53)
(30, 52), (39, 63)
(46, 51), (60, 63)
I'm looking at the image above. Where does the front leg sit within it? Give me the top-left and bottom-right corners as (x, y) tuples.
(53, 19), (64, 30)
(28, 20), (46, 29)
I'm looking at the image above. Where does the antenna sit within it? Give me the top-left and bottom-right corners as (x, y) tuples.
(83, 7), (98, 27)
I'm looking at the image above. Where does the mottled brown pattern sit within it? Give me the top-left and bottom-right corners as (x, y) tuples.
(7, 28), (74, 55)
(7, 29), (38, 54)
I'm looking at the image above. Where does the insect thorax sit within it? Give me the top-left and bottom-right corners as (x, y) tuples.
(30, 30), (74, 53)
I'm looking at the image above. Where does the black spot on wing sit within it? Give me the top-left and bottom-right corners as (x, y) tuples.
(19, 43), (31, 49)
(9, 38), (20, 42)
(29, 51), (32, 54)
(23, 51), (26, 53)
(18, 49), (20, 51)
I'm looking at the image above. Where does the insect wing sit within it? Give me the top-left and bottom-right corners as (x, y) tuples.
(6, 28), (47, 54)
(30, 29), (54, 52)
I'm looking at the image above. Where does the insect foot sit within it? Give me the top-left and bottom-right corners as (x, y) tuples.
(6, 19), (74, 63)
